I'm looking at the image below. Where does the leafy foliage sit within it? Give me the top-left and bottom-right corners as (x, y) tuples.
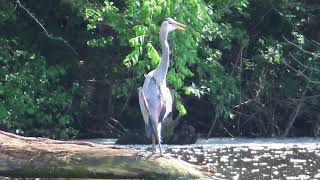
(81, 0), (245, 117)
(0, 39), (77, 138)
(1, 0), (320, 138)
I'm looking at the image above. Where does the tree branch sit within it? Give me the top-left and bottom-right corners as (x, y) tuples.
(288, 94), (320, 101)
(282, 36), (320, 58)
(289, 52), (320, 72)
(234, 78), (262, 108)
(16, 0), (80, 58)
(283, 59), (320, 84)
(282, 76), (310, 137)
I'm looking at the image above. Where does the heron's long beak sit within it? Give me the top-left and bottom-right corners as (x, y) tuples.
(173, 21), (186, 30)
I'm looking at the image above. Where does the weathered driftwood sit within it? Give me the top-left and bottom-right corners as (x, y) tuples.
(0, 130), (214, 179)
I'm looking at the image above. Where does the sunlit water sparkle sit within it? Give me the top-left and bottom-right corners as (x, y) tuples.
(90, 137), (320, 179)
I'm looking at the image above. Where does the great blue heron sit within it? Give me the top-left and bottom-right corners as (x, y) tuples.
(138, 18), (186, 156)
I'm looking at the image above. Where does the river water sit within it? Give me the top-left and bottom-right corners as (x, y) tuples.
(91, 137), (320, 179)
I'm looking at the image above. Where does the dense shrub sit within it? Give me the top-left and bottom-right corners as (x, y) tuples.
(0, 39), (77, 139)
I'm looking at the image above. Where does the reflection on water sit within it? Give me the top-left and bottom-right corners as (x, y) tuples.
(124, 138), (320, 179)
(167, 146), (320, 179)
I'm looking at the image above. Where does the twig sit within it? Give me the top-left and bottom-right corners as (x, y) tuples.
(237, 48), (243, 132)
(206, 113), (219, 139)
(224, 127), (234, 138)
(271, 3), (320, 58)
(16, 0), (80, 58)
(234, 78), (262, 108)
(283, 59), (320, 84)
(238, 47), (243, 105)
(104, 122), (125, 136)
(249, 8), (273, 33)
(288, 94), (320, 101)
(282, 36), (320, 58)
(119, 86), (133, 115)
(231, 46), (243, 76)
(220, 0), (243, 14)
(83, 79), (112, 86)
(311, 40), (320, 47)
(289, 52), (320, 72)
(282, 76), (310, 137)
(109, 117), (127, 133)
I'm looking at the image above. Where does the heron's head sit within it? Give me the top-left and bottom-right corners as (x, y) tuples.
(161, 18), (186, 34)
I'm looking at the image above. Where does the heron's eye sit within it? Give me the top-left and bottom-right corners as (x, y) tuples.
(165, 18), (173, 24)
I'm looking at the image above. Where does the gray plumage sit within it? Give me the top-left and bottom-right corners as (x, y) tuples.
(138, 18), (186, 156)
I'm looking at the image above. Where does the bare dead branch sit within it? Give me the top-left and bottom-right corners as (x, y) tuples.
(272, 4), (320, 58)
(282, 36), (320, 58)
(311, 40), (320, 47)
(282, 76), (310, 137)
(234, 78), (262, 108)
(224, 127), (234, 138)
(289, 52), (320, 72)
(104, 121), (125, 136)
(283, 59), (320, 84)
(119, 87), (133, 115)
(16, 0), (80, 58)
(109, 117), (128, 133)
(288, 94), (320, 101)
(206, 113), (219, 139)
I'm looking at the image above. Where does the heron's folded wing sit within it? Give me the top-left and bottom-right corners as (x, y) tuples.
(143, 78), (165, 122)
(138, 87), (150, 125)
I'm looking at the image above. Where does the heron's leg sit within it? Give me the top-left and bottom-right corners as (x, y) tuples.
(152, 135), (156, 153)
(158, 141), (163, 156)
(157, 123), (163, 156)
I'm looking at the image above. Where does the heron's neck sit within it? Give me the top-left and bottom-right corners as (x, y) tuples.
(155, 31), (170, 83)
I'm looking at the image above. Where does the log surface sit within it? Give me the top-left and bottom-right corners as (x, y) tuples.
(0, 131), (212, 179)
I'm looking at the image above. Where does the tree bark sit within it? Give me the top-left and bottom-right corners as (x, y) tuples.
(0, 130), (213, 179)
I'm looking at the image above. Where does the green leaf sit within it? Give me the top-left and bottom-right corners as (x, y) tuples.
(147, 43), (160, 67)
(176, 100), (187, 116)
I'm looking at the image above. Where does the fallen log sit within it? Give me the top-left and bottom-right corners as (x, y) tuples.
(0, 130), (214, 179)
